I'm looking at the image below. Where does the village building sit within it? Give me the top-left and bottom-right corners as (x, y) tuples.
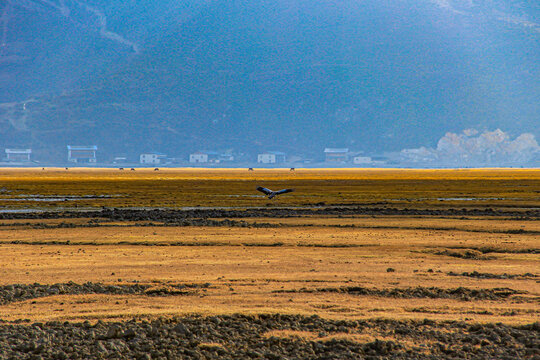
(400, 147), (435, 163)
(140, 152), (167, 165)
(324, 148), (349, 162)
(353, 156), (372, 165)
(189, 151), (219, 163)
(218, 153), (235, 162)
(67, 145), (97, 163)
(257, 151), (286, 164)
(5, 148), (31, 162)
(112, 156), (127, 164)
(371, 155), (391, 165)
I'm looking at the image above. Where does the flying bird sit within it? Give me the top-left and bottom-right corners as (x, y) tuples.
(256, 186), (294, 199)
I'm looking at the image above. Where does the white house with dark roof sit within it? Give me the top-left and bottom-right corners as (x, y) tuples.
(218, 153), (235, 162)
(67, 145), (97, 163)
(140, 152), (167, 164)
(5, 148), (31, 162)
(324, 148), (349, 162)
(257, 151), (286, 164)
(353, 156), (372, 165)
(189, 151), (220, 163)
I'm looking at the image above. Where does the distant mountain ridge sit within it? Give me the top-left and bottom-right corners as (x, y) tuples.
(0, 0), (538, 162)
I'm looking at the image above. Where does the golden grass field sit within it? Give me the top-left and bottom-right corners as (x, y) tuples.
(0, 167), (538, 208)
(0, 168), (538, 326)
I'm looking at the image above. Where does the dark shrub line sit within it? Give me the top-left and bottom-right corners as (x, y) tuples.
(447, 271), (538, 280)
(275, 286), (528, 301)
(0, 282), (211, 305)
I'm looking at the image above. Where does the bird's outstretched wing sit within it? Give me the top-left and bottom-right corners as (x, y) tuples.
(275, 188), (294, 195)
(256, 186), (273, 195)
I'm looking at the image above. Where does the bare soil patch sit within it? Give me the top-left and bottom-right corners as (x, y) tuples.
(0, 315), (538, 359)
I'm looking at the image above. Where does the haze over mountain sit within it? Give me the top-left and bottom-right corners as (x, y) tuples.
(1, 0), (538, 162)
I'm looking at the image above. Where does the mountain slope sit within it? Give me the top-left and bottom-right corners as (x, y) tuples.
(1, 0), (538, 162)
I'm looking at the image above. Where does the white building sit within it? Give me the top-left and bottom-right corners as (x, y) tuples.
(5, 148), (31, 162)
(353, 156), (372, 165)
(67, 145), (97, 163)
(140, 152), (167, 164)
(113, 156), (127, 164)
(189, 151), (219, 163)
(190, 152), (208, 163)
(218, 153), (235, 162)
(257, 151), (286, 164)
(324, 148), (349, 162)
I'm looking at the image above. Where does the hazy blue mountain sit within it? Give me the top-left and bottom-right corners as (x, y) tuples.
(0, 0), (538, 162)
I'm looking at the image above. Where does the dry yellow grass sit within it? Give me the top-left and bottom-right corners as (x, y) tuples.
(0, 168), (537, 326)
(0, 220), (537, 324)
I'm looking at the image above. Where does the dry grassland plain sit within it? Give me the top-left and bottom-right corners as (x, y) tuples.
(0, 168), (538, 359)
